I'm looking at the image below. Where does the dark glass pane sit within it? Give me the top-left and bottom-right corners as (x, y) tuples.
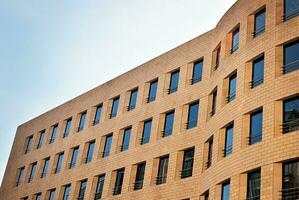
(157, 156), (169, 185)
(232, 27), (239, 53)
(134, 163), (146, 190)
(222, 181), (230, 200)
(169, 70), (180, 94)
(25, 136), (33, 153)
(207, 138), (213, 168)
(64, 119), (72, 137)
(121, 128), (131, 151)
(56, 153), (64, 173)
(78, 112), (86, 132)
(282, 160), (299, 199)
(86, 142), (95, 163)
(78, 180), (87, 198)
(284, 0), (299, 20)
(284, 40), (299, 74)
(110, 98), (119, 118)
(41, 158), (50, 178)
(211, 90), (217, 116)
(163, 111), (174, 137)
(148, 80), (158, 102)
(228, 74), (237, 102)
(247, 170), (261, 200)
(128, 89), (138, 110)
(17, 167), (25, 186)
(50, 125), (58, 143)
(37, 131), (45, 149)
(141, 120), (152, 144)
(252, 56), (264, 88)
(29, 163), (37, 182)
(192, 60), (203, 84)
(103, 135), (113, 157)
(94, 105), (102, 125)
(250, 110), (263, 145)
(49, 190), (55, 200)
(70, 148), (79, 168)
(63, 185), (71, 200)
(187, 102), (199, 129)
(225, 124), (234, 157)
(283, 96), (299, 133)
(181, 149), (194, 178)
(114, 169), (124, 195)
(95, 175), (105, 199)
(36, 193), (41, 200)
(204, 192), (209, 200)
(254, 9), (265, 37)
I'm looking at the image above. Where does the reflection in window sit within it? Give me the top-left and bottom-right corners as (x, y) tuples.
(156, 155), (169, 185)
(93, 105), (102, 125)
(102, 134), (113, 158)
(247, 169), (261, 200)
(77, 112), (86, 132)
(141, 119), (152, 145)
(249, 110), (263, 145)
(231, 27), (239, 53)
(191, 60), (203, 84)
(147, 79), (158, 103)
(251, 56), (264, 88)
(85, 141), (95, 163)
(121, 127), (131, 151)
(95, 175), (105, 200)
(253, 9), (265, 37)
(134, 162), (146, 190)
(283, 96), (299, 133)
(113, 169), (125, 195)
(69, 147), (79, 169)
(283, 40), (299, 74)
(49, 124), (58, 144)
(78, 180), (87, 200)
(163, 111), (174, 137)
(168, 70), (180, 94)
(63, 118), (72, 138)
(221, 181), (230, 200)
(110, 97), (119, 118)
(282, 159), (299, 199)
(63, 184), (71, 200)
(283, 0), (299, 21)
(224, 124), (233, 157)
(187, 102), (199, 129)
(25, 135), (33, 154)
(181, 148), (194, 179)
(227, 73), (237, 103)
(128, 89), (138, 111)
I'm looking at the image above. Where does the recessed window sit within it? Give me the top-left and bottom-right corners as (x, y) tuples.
(283, 40), (299, 74)
(283, 0), (299, 21)
(249, 110), (263, 145)
(156, 155), (169, 185)
(283, 96), (299, 133)
(95, 175), (105, 200)
(210, 88), (217, 117)
(69, 147), (79, 169)
(16, 167), (25, 186)
(140, 119), (152, 145)
(181, 148), (194, 179)
(147, 79), (158, 103)
(246, 169), (261, 200)
(204, 191), (209, 200)
(282, 159), (299, 199)
(21, 197), (28, 200)
(253, 8), (266, 37)
(36, 130), (45, 149)
(49, 124), (58, 144)
(110, 97), (119, 118)
(93, 105), (102, 126)
(186, 101), (199, 129)
(224, 124), (234, 157)
(78, 179), (87, 200)
(231, 27), (240, 54)
(102, 134), (113, 158)
(226, 73), (237, 103)
(162, 110), (174, 137)
(55, 152), (64, 174)
(205, 137), (213, 169)
(191, 60), (203, 84)
(134, 162), (146, 190)
(168, 70), (180, 94)
(84, 141), (95, 164)
(113, 168), (125, 195)
(77, 111), (86, 132)
(212, 44), (221, 70)
(250, 56), (264, 88)
(121, 127), (131, 152)
(221, 180), (230, 200)
(35, 193), (41, 200)
(127, 88), (138, 111)
(28, 162), (37, 182)
(63, 118), (72, 138)
(63, 184), (71, 200)
(41, 157), (50, 178)
(24, 135), (33, 154)
(48, 189), (55, 200)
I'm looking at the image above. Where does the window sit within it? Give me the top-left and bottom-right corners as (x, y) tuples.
(110, 97), (119, 118)
(231, 27), (240, 53)
(49, 124), (58, 144)
(77, 111), (86, 132)
(283, 40), (299, 74)
(16, 167), (25, 186)
(181, 148), (194, 179)
(102, 134), (113, 158)
(78, 180), (87, 200)
(69, 147), (79, 168)
(63, 184), (71, 200)
(41, 157), (50, 178)
(186, 101), (199, 129)
(140, 119), (152, 145)
(55, 153), (64, 174)
(283, 96), (299, 133)
(21, 197), (28, 200)
(253, 9), (265, 37)
(63, 118), (72, 138)
(36, 130), (45, 149)
(93, 105), (102, 125)
(283, 0), (299, 21)
(206, 137), (213, 169)
(247, 169), (261, 200)
(95, 175), (105, 200)
(224, 124), (233, 157)
(113, 168), (125, 195)
(121, 127), (131, 152)
(127, 89), (138, 111)
(156, 155), (169, 185)
(249, 110), (263, 145)
(85, 141), (95, 163)
(227, 73), (237, 103)
(204, 191), (209, 200)
(191, 60), (203, 84)
(48, 189), (55, 200)
(221, 181), (230, 200)
(210, 89), (217, 117)
(282, 159), (299, 199)
(25, 135), (33, 154)
(251, 56), (264, 88)
(168, 70), (180, 94)
(134, 162), (146, 190)
(162, 111), (174, 137)
(28, 162), (37, 182)
(35, 193), (41, 200)
(212, 44), (221, 70)
(147, 79), (158, 103)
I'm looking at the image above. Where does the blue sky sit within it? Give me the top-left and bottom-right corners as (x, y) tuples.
(0, 0), (236, 184)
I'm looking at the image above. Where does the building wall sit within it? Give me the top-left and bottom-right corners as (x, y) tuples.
(1, 0), (299, 199)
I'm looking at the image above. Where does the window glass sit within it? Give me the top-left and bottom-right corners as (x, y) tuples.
(181, 149), (194, 178)
(29, 163), (37, 182)
(169, 70), (180, 94)
(254, 9), (265, 37)
(157, 156), (169, 185)
(283, 96), (299, 133)
(148, 80), (158, 102)
(128, 89), (138, 110)
(252, 56), (264, 88)
(250, 110), (263, 145)
(103, 135), (113, 157)
(78, 112), (86, 132)
(211, 90), (217, 116)
(282, 160), (299, 191)
(113, 169), (124, 195)
(207, 138), (213, 168)
(49, 190), (55, 200)
(110, 97), (119, 118)
(16, 167), (25, 186)
(222, 181), (230, 200)
(224, 124), (234, 157)
(192, 60), (203, 84)
(50, 125), (58, 143)
(37, 130), (45, 149)
(36, 193), (41, 200)
(25, 136), (33, 154)
(70, 147), (79, 168)
(284, 0), (299, 21)
(78, 180), (87, 199)
(187, 102), (199, 129)
(64, 119), (72, 138)
(121, 128), (131, 151)
(141, 119), (152, 144)
(283, 40), (299, 74)
(41, 158), (50, 178)
(231, 27), (239, 53)
(95, 175), (105, 200)
(56, 153), (64, 173)
(134, 163), (146, 190)
(247, 170), (261, 200)
(86, 141), (95, 163)
(63, 185), (71, 200)
(94, 105), (102, 125)
(228, 74), (237, 102)
(163, 111), (174, 137)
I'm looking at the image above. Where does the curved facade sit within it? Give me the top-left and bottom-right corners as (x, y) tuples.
(1, 0), (299, 199)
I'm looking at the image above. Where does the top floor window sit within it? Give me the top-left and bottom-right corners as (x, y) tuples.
(77, 111), (86, 132)
(168, 70), (180, 94)
(283, 0), (299, 21)
(181, 148), (194, 179)
(25, 135), (33, 154)
(282, 159), (299, 199)
(110, 97), (119, 118)
(283, 96), (299, 133)
(49, 124), (58, 144)
(227, 73), (237, 103)
(147, 79), (158, 103)
(162, 111), (174, 137)
(191, 60), (203, 84)
(127, 89), (138, 111)
(36, 130), (45, 149)
(253, 8), (266, 37)
(186, 101), (199, 129)
(283, 40), (299, 74)
(231, 27), (240, 53)
(93, 105), (102, 126)
(63, 118), (72, 138)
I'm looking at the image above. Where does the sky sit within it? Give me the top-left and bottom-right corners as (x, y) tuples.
(0, 0), (236, 185)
